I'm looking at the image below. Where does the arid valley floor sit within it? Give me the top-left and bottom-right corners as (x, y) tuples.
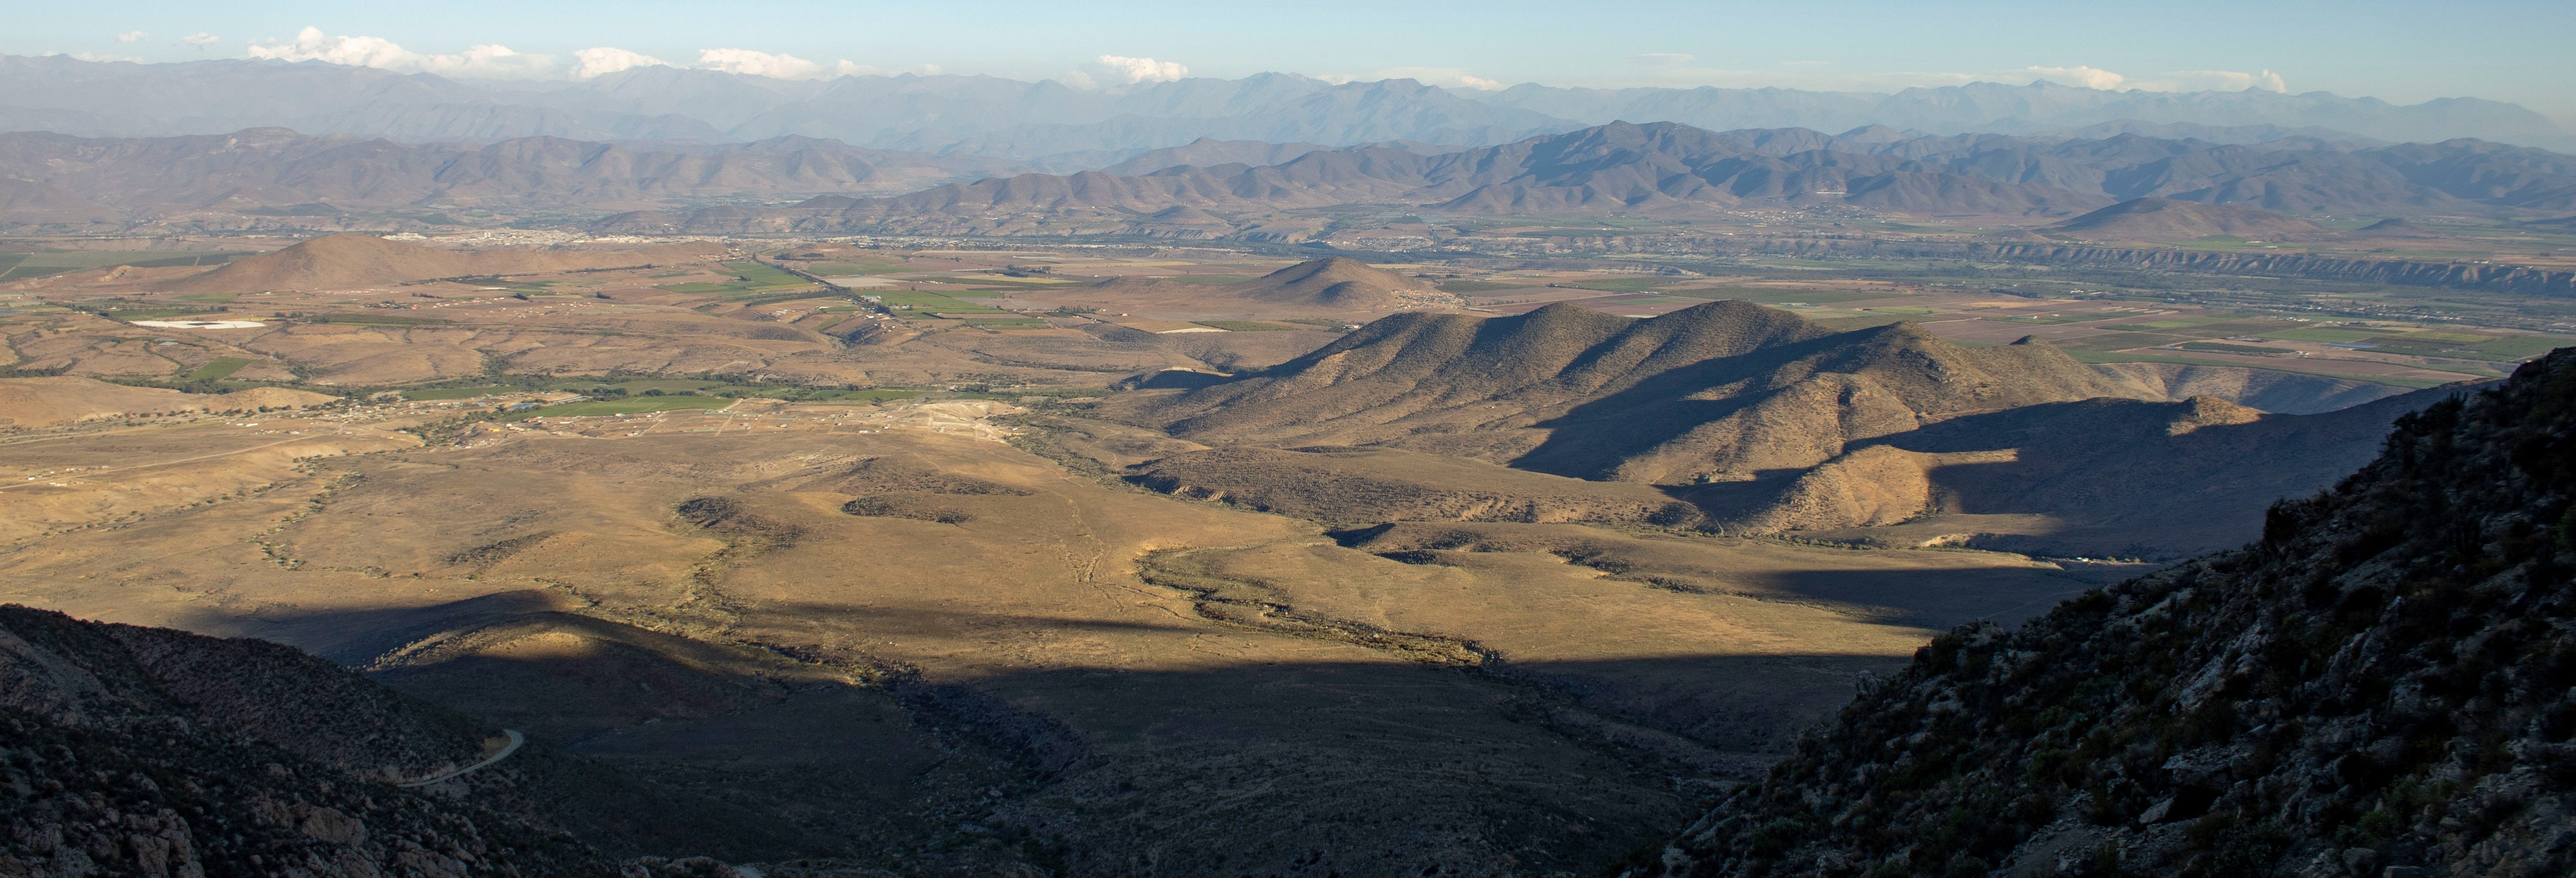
(0, 219), (2567, 875)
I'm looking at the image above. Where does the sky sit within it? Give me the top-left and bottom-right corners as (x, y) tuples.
(16, 0), (2575, 123)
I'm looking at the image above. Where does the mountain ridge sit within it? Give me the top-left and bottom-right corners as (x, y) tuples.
(1653, 347), (2576, 876)
(2, 55), (2567, 156)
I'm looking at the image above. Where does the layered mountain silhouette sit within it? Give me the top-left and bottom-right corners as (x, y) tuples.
(2, 55), (2566, 153)
(1655, 348), (2576, 877)
(0, 127), (1022, 220)
(1103, 300), (2470, 556)
(5, 121), (2568, 228)
(604, 122), (2576, 235)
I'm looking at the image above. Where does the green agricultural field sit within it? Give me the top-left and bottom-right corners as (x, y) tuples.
(1555, 278), (1674, 294)
(406, 386), (510, 400)
(2106, 316), (2236, 331)
(514, 395), (736, 419)
(302, 313), (453, 327)
(87, 306), (231, 322)
(2260, 327), (2386, 343)
(2055, 332), (2196, 351)
(656, 261), (816, 295)
(728, 261), (806, 286)
(2176, 341), (2299, 356)
(810, 389), (927, 402)
(2473, 336), (2576, 358)
(878, 289), (1012, 316)
(185, 359), (252, 381)
(964, 318), (1050, 330)
(803, 259), (908, 276)
(1695, 289), (1894, 305)
(0, 250), (254, 281)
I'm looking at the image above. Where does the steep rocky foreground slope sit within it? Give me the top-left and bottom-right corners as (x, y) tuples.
(1654, 349), (2576, 877)
(0, 605), (792, 876)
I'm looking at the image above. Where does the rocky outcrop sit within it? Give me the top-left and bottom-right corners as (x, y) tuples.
(0, 605), (617, 877)
(1654, 347), (2576, 877)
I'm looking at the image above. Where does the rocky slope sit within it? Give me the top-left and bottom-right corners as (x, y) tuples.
(0, 603), (810, 875)
(0, 604), (617, 876)
(1653, 348), (2576, 877)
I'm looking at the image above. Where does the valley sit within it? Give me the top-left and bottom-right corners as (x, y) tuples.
(1, 37), (2571, 876)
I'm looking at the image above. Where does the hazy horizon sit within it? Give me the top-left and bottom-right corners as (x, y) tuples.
(12, 0), (2571, 125)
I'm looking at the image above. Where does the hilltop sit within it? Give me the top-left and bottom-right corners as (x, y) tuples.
(2050, 196), (2324, 239)
(152, 233), (717, 293)
(1236, 257), (1456, 310)
(1103, 302), (2474, 556)
(1656, 347), (2576, 878)
(1107, 301), (2136, 483)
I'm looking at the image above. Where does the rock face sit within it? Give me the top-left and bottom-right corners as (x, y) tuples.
(1654, 348), (2576, 878)
(0, 605), (619, 876)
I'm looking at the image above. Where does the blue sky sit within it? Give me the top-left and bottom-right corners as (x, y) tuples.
(17, 1), (2574, 122)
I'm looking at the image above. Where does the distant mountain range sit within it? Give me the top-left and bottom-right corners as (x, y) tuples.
(604, 122), (2576, 235)
(9, 121), (2571, 232)
(2, 54), (2567, 161)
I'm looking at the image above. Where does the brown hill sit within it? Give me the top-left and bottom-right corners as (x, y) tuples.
(1103, 301), (2473, 556)
(1722, 386), (2471, 556)
(2049, 196), (2323, 239)
(1236, 257), (1454, 310)
(1106, 301), (2149, 483)
(0, 377), (339, 428)
(152, 233), (718, 293)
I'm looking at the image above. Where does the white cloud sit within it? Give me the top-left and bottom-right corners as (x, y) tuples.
(2132, 69), (2290, 93)
(56, 52), (143, 64)
(696, 48), (823, 79)
(1095, 55), (1187, 85)
(2023, 65), (2126, 90)
(1318, 67), (1506, 90)
(114, 31), (146, 43)
(570, 47), (668, 79)
(182, 33), (220, 47)
(834, 60), (942, 77)
(245, 27), (556, 77)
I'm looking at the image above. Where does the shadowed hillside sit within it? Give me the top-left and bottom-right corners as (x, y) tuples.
(1104, 301), (2474, 556)
(1107, 301), (2150, 483)
(1653, 346), (2576, 878)
(2050, 196), (2324, 239)
(0, 604), (620, 875)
